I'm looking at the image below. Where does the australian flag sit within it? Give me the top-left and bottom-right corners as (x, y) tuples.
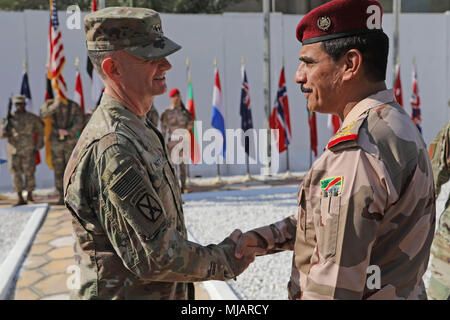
(239, 64), (253, 154)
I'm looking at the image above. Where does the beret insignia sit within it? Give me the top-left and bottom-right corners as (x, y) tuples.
(317, 16), (332, 31)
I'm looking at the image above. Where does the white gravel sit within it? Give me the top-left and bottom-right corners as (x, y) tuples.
(0, 206), (34, 266)
(183, 186), (299, 300)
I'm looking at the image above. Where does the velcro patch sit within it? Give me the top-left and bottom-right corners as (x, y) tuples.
(320, 176), (343, 197)
(109, 167), (142, 200)
(136, 193), (162, 222)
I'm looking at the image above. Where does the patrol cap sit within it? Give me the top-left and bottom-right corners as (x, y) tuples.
(84, 7), (181, 61)
(13, 95), (26, 104)
(169, 88), (180, 97)
(296, 0), (383, 45)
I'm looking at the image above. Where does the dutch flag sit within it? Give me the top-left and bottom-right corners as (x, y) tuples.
(211, 66), (226, 158)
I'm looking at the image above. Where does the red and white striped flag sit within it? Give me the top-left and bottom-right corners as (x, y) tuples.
(394, 63), (403, 108)
(47, 0), (67, 103)
(74, 66), (85, 114)
(327, 114), (340, 135)
(410, 62), (422, 133)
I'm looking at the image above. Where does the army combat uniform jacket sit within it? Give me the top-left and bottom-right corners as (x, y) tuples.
(251, 89), (436, 299)
(64, 94), (237, 300)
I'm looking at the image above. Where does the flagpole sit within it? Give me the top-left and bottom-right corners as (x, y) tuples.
(263, 0), (272, 177)
(393, 0), (401, 87)
(185, 57), (191, 186)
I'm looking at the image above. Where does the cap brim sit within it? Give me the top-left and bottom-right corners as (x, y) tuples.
(123, 36), (181, 61)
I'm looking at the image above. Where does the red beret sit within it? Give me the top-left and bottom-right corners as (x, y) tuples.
(296, 0), (383, 45)
(169, 88), (180, 97)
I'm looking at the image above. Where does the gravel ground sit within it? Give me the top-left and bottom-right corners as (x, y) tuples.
(183, 186), (299, 300)
(0, 207), (34, 266)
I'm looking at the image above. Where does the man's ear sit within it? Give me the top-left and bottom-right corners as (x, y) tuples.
(342, 49), (363, 82)
(102, 56), (121, 82)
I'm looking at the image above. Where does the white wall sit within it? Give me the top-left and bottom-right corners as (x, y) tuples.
(0, 10), (448, 191)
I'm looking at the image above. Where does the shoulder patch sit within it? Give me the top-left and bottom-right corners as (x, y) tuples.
(109, 166), (142, 200)
(327, 118), (365, 152)
(136, 193), (162, 222)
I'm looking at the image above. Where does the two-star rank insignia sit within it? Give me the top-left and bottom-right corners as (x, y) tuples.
(137, 193), (162, 222)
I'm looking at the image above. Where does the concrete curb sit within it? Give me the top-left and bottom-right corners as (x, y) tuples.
(0, 204), (49, 300)
(186, 230), (240, 300)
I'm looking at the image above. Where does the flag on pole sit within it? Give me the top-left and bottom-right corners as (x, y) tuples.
(87, 0), (104, 109)
(74, 62), (85, 115)
(394, 63), (403, 107)
(186, 60), (201, 164)
(307, 108), (318, 157)
(239, 61), (253, 155)
(410, 61), (422, 133)
(269, 66), (292, 153)
(211, 63), (226, 158)
(20, 68), (41, 165)
(327, 114), (340, 135)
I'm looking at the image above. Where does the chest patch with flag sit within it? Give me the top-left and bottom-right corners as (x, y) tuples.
(320, 176), (343, 197)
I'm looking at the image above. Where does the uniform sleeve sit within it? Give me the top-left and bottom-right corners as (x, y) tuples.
(431, 125), (450, 196)
(96, 143), (245, 282)
(0, 118), (7, 138)
(34, 115), (45, 149)
(39, 100), (57, 118)
(67, 101), (84, 139)
(301, 149), (389, 300)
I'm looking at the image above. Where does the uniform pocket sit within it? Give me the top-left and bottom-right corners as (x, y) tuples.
(318, 196), (340, 260)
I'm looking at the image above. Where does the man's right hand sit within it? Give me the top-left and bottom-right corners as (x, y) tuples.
(233, 230), (267, 259)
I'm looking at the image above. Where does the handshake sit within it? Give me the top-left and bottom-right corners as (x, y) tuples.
(216, 229), (268, 280)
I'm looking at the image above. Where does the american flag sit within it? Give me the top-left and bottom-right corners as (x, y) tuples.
(47, 0), (67, 103)
(239, 62), (253, 155)
(270, 66), (292, 153)
(410, 63), (422, 133)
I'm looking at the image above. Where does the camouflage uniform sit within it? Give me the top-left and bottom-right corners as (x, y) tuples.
(427, 121), (450, 300)
(0, 96), (44, 193)
(249, 90), (436, 299)
(146, 104), (159, 128)
(40, 99), (83, 197)
(63, 7), (246, 300)
(160, 105), (192, 191)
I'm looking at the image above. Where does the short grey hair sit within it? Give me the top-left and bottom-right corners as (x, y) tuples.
(87, 50), (116, 78)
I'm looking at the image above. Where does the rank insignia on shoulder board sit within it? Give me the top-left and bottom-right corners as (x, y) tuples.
(320, 176), (343, 198)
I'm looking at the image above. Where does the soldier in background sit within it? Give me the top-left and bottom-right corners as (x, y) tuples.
(232, 0), (435, 299)
(427, 121), (450, 300)
(40, 96), (83, 204)
(146, 103), (159, 128)
(160, 88), (193, 193)
(0, 95), (44, 205)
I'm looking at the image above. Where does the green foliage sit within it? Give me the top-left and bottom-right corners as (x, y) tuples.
(0, 0), (242, 12)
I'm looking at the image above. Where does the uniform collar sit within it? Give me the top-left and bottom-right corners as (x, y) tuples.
(340, 89), (395, 129)
(100, 93), (146, 122)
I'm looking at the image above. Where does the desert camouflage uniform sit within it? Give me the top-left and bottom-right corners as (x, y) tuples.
(0, 111), (44, 192)
(160, 106), (192, 190)
(249, 90), (436, 299)
(146, 104), (159, 128)
(64, 94), (243, 300)
(427, 121), (450, 300)
(40, 99), (83, 195)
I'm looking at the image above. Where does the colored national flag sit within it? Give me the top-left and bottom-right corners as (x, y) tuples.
(394, 63), (403, 107)
(186, 61), (201, 164)
(20, 69), (41, 165)
(87, 0), (104, 109)
(307, 107), (318, 157)
(74, 67), (85, 115)
(269, 66), (292, 153)
(327, 114), (340, 135)
(239, 62), (253, 155)
(211, 64), (226, 158)
(410, 62), (422, 133)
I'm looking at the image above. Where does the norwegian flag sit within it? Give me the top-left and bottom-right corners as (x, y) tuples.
(327, 114), (340, 135)
(394, 63), (403, 107)
(269, 66), (292, 153)
(74, 68), (85, 115)
(239, 63), (253, 155)
(47, 0), (67, 103)
(410, 63), (422, 133)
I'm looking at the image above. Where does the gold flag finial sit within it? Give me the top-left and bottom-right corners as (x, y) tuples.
(75, 57), (79, 70)
(214, 58), (217, 67)
(186, 57), (190, 67)
(412, 56), (416, 65)
(241, 56), (245, 65)
(23, 60), (27, 70)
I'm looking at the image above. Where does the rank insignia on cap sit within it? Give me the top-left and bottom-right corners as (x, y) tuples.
(320, 176), (343, 197)
(317, 16), (332, 31)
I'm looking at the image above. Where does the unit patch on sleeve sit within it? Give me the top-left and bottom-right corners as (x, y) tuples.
(137, 193), (163, 222)
(109, 166), (143, 200)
